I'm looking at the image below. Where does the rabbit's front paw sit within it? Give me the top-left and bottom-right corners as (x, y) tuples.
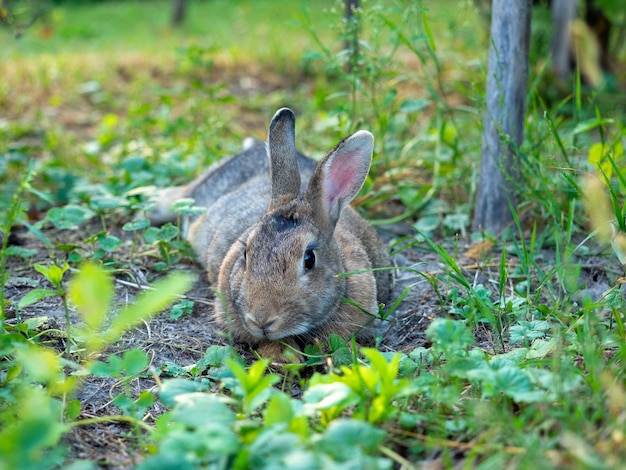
(256, 340), (302, 364)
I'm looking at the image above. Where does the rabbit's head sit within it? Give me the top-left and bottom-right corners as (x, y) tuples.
(216, 108), (376, 343)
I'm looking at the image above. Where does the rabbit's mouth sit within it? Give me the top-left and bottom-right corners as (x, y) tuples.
(243, 312), (310, 341)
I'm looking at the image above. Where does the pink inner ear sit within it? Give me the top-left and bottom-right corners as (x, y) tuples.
(325, 150), (360, 209)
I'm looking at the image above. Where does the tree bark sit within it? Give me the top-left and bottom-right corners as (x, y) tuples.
(551, 0), (576, 80)
(473, 0), (531, 234)
(171, 0), (187, 27)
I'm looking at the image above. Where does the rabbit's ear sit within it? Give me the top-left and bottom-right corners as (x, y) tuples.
(268, 108), (301, 209)
(306, 130), (374, 228)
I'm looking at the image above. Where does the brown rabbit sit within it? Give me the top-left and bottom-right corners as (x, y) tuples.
(150, 108), (393, 360)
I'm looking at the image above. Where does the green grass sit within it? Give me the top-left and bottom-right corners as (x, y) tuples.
(2, 0), (336, 60)
(1, 0), (626, 468)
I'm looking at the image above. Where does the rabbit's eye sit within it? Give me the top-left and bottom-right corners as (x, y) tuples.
(303, 249), (316, 271)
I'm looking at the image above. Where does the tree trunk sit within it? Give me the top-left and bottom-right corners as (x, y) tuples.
(171, 0), (187, 27)
(551, 0), (576, 80)
(473, 0), (531, 235)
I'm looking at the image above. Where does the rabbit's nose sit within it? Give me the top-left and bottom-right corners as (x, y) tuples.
(260, 319), (276, 335)
(244, 313), (277, 338)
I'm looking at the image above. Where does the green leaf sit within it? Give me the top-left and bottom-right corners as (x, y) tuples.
(136, 390), (155, 409)
(426, 318), (475, 356)
(90, 195), (129, 211)
(303, 382), (358, 412)
(264, 392), (296, 427)
(103, 271), (195, 346)
(14, 344), (62, 384)
(5, 245), (38, 258)
(122, 218), (150, 231)
(248, 426), (308, 469)
(158, 223), (179, 241)
(20, 316), (51, 332)
(317, 418), (387, 455)
(0, 387), (69, 469)
(399, 98), (431, 114)
(169, 198), (198, 212)
(89, 355), (123, 378)
(113, 394), (134, 414)
(69, 262), (113, 334)
(97, 234), (121, 252)
(159, 379), (209, 407)
(170, 393), (235, 429)
(143, 226), (161, 244)
(17, 289), (57, 309)
(169, 299), (194, 320)
(122, 349), (149, 376)
(202, 345), (237, 368)
(47, 205), (95, 229)
(226, 358), (280, 412)
(328, 333), (346, 352)
(362, 348), (400, 386)
(34, 262), (68, 289)
(66, 400), (82, 420)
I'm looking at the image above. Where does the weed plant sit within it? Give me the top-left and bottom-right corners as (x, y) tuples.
(1, 0), (625, 467)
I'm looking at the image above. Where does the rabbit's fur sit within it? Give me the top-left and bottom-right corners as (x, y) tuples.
(151, 108), (393, 360)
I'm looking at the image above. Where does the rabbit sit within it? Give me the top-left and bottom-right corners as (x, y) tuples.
(150, 108), (393, 360)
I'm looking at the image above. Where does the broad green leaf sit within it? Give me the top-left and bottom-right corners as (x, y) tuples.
(527, 337), (558, 359)
(47, 205), (95, 229)
(158, 223), (179, 241)
(5, 245), (37, 258)
(122, 349), (149, 376)
(69, 262), (113, 333)
(21, 316), (51, 332)
(317, 418), (387, 455)
(143, 226), (161, 244)
(226, 358), (280, 411)
(328, 333), (347, 352)
(18, 289), (57, 309)
(0, 387), (69, 469)
(122, 218), (150, 231)
(34, 262), (68, 289)
(66, 399), (82, 420)
(159, 379), (209, 407)
(426, 318), (475, 355)
(588, 142), (613, 178)
(47, 263), (68, 287)
(97, 234), (121, 252)
(399, 98), (430, 114)
(136, 390), (155, 409)
(202, 345), (237, 368)
(303, 382), (357, 411)
(248, 425), (309, 469)
(169, 299), (194, 320)
(362, 348), (400, 386)
(14, 344), (62, 384)
(90, 195), (129, 211)
(171, 393), (235, 429)
(264, 392), (296, 427)
(89, 355), (123, 378)
(169, 198), (196, 211)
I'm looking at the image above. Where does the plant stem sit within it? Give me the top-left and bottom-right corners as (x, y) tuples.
(61, 293), (72, 359)
(71, 415), (154, 432)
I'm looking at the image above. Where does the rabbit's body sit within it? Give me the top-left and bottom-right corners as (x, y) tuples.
(151, 109), (393, 359)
